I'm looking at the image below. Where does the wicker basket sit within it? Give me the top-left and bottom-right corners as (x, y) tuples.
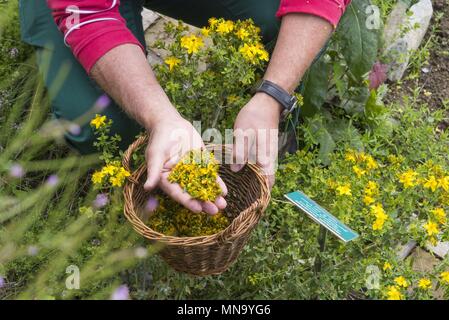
(122, 135), (270, 276)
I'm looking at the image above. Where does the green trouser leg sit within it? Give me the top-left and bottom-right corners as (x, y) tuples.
(19, 0), (146, 154)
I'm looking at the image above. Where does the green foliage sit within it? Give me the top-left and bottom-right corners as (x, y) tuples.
(297, 0), (382, 163)
(152, 18), (269, 130)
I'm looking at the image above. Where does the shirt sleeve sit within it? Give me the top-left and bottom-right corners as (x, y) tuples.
(47, 0), (145, 74)
(276, 0), (352, 28)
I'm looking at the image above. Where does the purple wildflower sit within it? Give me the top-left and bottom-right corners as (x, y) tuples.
(46, 174), (59, 187)
(145, 196), (159, 213)
(111, 285), (130, 300)
(0, 276), (5, 288)
(9, 163), (25, 178)
(94, 94), (111, 112)
(93, 193), (109, 209)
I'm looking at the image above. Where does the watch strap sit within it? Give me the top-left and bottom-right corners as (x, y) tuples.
(256, 80), (297, 118)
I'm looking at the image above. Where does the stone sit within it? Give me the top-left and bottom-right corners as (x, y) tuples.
(383, 0), (434, 81)
(142, 8), (159, 31)
(426, 241), (449, 259)
(396, 240), (417, 260)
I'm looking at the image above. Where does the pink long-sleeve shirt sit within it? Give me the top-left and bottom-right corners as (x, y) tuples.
(47, 0), (351, 74)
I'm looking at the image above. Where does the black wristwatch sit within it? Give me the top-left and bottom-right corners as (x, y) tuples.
(256, 80), (297, 120)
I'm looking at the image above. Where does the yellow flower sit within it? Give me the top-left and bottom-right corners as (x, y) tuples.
(383, 262), (392, 271)
(180, 34), (204, 54)
(109, 175), (124, 187)
(386, 286), (403, 300)
(431, 208), (447, 224)
(371, 203), (388, 231)
(336, 184), (352, 196)
(216, 20), (234, 34)
(423, 220), (439, 237)
(394, 276), (408, 288)
(101, 164), (117, 176)
(239, 43), (269, 63)
(398, 169), (418, 188)
(365, 181), (379, 196)
(440, 271), (449, 284)
(91, 171), (105, 185)
(201, 27), (210, 37)
(438, 176), (449, 192)
(115, 167), (131, 180)
(257, 49), (269, 62)
(365, 155), (379, 170)
(208, 17), (219, 29)
(423, 175), (438, 192)
(90, 114), (107, 129)
(363, 195), (375, 206)
(235, 27), (250, 40)
(418, 278), (432, 290)
(353, 165), (366, 178)
(345, 150), (357, 163)
(356, 152), (368, 163)
(371, 203), (386, 218)
(373, 219), (385, 231)
(164, 56), (181, 71)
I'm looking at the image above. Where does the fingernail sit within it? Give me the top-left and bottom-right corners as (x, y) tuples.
(215, 197), (227, 210)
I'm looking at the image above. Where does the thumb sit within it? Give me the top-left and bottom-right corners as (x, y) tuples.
(144, 152), (164, 191)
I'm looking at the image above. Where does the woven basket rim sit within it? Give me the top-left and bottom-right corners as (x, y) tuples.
(122, 135), (271, 246)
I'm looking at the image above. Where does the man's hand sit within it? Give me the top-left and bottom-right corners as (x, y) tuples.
(144, 115), (228, 215)
(231, 93), (281, 188)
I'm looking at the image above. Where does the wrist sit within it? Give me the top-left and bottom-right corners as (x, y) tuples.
(252, 92), (283, 121)
(142, 86), (182, 130)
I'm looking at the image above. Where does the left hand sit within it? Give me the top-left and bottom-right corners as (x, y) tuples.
(231, 93), (281, 189)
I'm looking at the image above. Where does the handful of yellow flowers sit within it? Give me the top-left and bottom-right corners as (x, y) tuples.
(147, 150), (230, 237)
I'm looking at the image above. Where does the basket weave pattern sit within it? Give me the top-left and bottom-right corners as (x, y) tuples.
(123, 135), (270, 276)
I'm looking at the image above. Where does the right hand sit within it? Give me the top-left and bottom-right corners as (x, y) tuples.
(143, 115), (228, 215)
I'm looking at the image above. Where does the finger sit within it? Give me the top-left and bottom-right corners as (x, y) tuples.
(217, 176), (228, 196)
(201, 201), (219, 215)
(159, 174), (203, 213)
(144, 151), (165, 191)
(214, 196), (227, 210)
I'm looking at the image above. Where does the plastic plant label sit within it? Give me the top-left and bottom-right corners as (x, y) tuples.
(284, 191), (359, 242)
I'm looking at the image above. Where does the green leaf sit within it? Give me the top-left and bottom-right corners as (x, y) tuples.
(332, 62), (346, 99)
(301, 58), (331, 117)
(365, 90), (387, 118)
(305, 117), (336, 165)
(337, 0), (380, 80)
